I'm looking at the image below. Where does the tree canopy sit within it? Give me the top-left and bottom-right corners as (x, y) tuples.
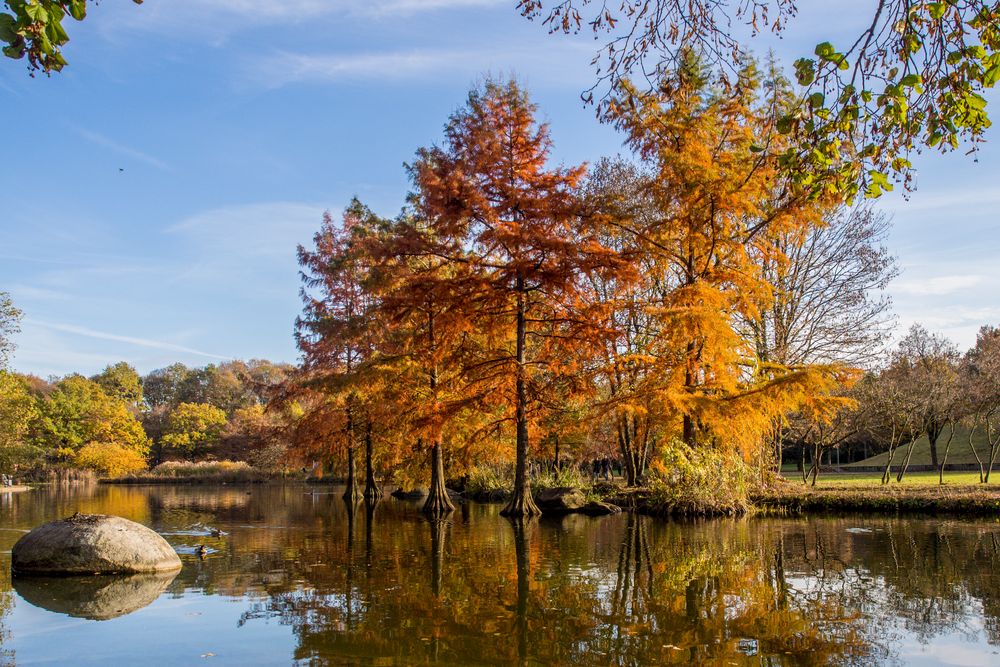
(520, 1), (1000, 199)
(1, 0), (142, 73)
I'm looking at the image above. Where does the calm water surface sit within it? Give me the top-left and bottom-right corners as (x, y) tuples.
(1, 484), (999, 666)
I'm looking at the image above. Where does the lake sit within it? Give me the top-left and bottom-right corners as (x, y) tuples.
(1, 484), (999, 665)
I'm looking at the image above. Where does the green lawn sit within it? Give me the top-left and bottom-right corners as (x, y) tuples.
(781, 470), (993, 488)
(843, 426), (997, 468)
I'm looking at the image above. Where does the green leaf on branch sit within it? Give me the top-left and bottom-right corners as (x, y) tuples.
(794, 58), (815, 86)
(23, 3), (47, 23)
(2, 43), (24, 59)
(0, 13), (16, 43)
(68, 0), (87, 21)
(814, 42), (835, 58)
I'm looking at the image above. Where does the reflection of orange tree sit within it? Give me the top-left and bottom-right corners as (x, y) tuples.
(569, 516), (880, 666)
(224, 510), (883, 665)
(38, 486), (983, 665)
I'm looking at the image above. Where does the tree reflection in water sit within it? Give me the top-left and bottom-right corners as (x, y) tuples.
(3, 486), (1000, 665)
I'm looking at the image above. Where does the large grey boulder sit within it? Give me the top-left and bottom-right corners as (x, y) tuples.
(535, 487), (622, 515)
(579, 500), (622, 516)
(535, 487), (587, 513)
(13, 572), (177, 620)
(11, 514), (182, 575)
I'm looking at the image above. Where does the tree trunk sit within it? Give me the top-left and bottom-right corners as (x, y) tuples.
(363, 419), (381, 502)
(881, 443), (897, 485)
(502, 281), (540, 517)
(423, 441), (455, 514)
(618, 417), (637, 486)
(881, 423), (900, 485)
(343, 404), (360, 503)
(343, 446), (360, 504)
(928, 425), (940, 468)
(896, 436), (918, 483)
(553, 434), (560, 471)
(969, 418), (986, 483)
(987, 424), (1000, 484)
(939, 422), (955, 485)
(682, 414), (696, 448)
(808, 441), (821, 486)
(633, 417), (649, 484)
(682, 336), (697, 446)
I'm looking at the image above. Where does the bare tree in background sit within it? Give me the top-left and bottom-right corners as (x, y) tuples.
(789, 384), (864, 486)
(580, 157), (667, 485)
(744, 204), (897, 369)
(855, 368), (921, 485)
(893, 324), (962, 473)
(0, 292), (22, 370)
(963, 325), (1000, 482)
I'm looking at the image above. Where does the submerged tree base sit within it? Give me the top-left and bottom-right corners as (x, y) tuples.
(422, 487), (455, 514)
(363, 480), (382, 503)
(423, 442), (455, 515)
(500, 488), (541, 517)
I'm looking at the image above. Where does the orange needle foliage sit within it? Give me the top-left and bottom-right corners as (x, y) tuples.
(600, 53), (853, 460)
(411, 79), (628, 516)
(291, 68), (859, 507)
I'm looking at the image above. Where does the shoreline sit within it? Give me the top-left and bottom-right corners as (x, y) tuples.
(90, 476), (1000, 517)
(0, 485), (33, 493)
(753, 483), (1000, 516)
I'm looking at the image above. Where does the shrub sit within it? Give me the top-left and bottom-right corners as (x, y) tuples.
(464, 463), (511, 499)
(646, 439), (757, 515)
(151, 460), (253, 478)
(532, 465), (589, 491)
(74, 442), (148, 478)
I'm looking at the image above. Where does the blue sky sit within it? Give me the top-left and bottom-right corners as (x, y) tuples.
(2, 0), (999, 377)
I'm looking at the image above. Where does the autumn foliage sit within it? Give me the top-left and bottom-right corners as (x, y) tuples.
(294, 71), (853, 512)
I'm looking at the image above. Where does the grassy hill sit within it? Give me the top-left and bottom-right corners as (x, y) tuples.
(844, 425), (998, 469)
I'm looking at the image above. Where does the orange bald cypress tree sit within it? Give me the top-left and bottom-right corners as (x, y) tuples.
(367, 212), (483, 514)
(411, 79), (625, 517)
(296, 199), (389, 504)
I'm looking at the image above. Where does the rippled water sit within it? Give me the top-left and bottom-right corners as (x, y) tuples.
(1, 484), (999, 665)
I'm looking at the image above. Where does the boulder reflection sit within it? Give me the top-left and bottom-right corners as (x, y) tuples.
(13, 572), (177, 620)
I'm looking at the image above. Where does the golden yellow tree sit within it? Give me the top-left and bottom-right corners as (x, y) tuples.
(603, 53), (847, 462)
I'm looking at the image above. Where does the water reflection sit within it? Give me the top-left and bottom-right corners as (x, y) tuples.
(13, 572), (178, 620)
(1, 485), (999, 665)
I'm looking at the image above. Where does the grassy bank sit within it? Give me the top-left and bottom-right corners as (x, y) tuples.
(759, 475), (1000, 515)
(786, 470), (994, 487)
(104, 461), (274, 485)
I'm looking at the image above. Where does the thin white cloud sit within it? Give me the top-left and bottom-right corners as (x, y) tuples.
(97, 0), (506, 41)
(893, 274), (985, 296)
(250, 42), (594, 89)
(8, 286), (71, 301)
(75, 128), (170, 171)
(885, 185), (1000, 214)
(26, 319), (230, 361)
(167, 201), (325, 258)
(201, 0), (503, 17)
(360, 0), (506, 17)
(257, 50), (470, 87)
